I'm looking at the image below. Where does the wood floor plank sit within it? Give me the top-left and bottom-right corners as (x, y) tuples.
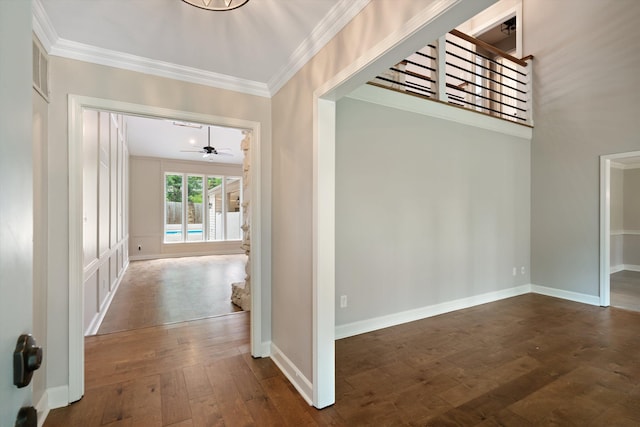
(160, 370), (193, 426)
(182, 364), (214, 400)
(46, 291), (640, 427)
(188, 395), (224, 427)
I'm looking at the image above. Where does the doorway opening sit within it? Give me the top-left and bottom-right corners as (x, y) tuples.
(80, 110), (251, 336)
(600, 151), (640, 311)
(68, 95), (264, 403)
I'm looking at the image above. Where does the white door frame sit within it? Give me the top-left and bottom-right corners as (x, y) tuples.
(311, 0), (496, 408)
(68, 95), (264, 402)
(600, 150), (640, 307)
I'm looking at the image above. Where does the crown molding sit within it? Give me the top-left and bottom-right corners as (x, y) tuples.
(52, 38), (270, 97)
(32, 0), (269, 98)
(267, 0), (371, 96)
(32, 0), (58, 52)
(32, 0), (369, 98)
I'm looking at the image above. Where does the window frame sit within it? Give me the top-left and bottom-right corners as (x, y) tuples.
(164, 171), (242, 244)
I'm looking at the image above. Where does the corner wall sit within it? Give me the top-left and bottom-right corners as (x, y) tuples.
(528, 0), (640, 296)
(335, 96), (530, 329)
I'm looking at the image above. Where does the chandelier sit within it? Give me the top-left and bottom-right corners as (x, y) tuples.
(181, 0), (250, 11)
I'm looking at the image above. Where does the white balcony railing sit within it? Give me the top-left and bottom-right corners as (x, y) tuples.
(370, 29), (534, 126)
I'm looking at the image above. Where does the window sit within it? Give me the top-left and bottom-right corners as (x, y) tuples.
(165, 172), (242, 243)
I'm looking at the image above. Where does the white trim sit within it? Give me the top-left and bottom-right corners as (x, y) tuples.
(610, 264), (625, 274)
(311, 0), (496, 408)
(600, 150), (640, 308)
(613, 264), (640, 273)
(52, 39), (270, 98)
(32, 0), (57, 53)
(84, 259), (129, 336)
(260, 340), (271, 357)
(35, 390), (49, 427)
(47, 385), (69, 410)
(347, 84), (533, 139)
(611, 162), (640, 170)
(270, 343), (313, 406)
(312, 98), (336, 409)
(335, 285), (531, 340)
(531, 284), (601, 306)
(129, 248), (244, 261)
(268, 0), (370, 95)
(34, 0), (369, 98)
(610, 230), (640, 236)
(68, 95), (266, 401)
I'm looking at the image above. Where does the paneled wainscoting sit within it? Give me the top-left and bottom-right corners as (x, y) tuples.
(45, 294), (640, 426)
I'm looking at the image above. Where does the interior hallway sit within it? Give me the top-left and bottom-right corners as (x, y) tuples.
(611, 270), (640, 313)
(97, 254), (247, 334)
(46, 294), (640, 426)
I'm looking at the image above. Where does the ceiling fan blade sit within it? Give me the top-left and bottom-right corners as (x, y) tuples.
(214, 152), (233, 157)
(180, 150), (205, 153)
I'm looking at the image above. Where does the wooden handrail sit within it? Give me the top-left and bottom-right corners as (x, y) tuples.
(521, 54), (534, 62)
(449, 29), (527, 67)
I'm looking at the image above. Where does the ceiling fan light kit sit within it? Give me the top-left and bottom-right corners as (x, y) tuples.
(181, 0), (250, 11)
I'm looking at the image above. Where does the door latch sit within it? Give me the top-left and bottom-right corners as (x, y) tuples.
(13, 335), (42, 388)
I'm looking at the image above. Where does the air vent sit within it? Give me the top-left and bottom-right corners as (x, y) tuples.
(32, 37), (49, 102)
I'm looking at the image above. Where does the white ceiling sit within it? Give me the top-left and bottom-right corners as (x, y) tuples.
(35, 0), (370, 163)
(126, 116), (246, 164)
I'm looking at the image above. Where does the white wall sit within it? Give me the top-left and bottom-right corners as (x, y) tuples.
(0, 1), (34, 424)
(129, 156), (243, 259)
(47, 56), (272, 395)
(528, 0), (640, 296)
(82, 110), (129, 335)
(335, 96), (530, 327)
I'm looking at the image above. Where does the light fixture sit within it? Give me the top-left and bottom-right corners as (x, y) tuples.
(181, 0), (249, 11)
(500, 17), (516, 36)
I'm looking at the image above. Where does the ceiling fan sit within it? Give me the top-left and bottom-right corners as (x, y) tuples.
(181, 126), (232, 159)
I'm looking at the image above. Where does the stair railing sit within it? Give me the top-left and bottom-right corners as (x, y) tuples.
(370, 29), (534, 126)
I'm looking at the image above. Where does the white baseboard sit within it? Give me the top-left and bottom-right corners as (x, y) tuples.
(129, 249), (244, 261)
(530, 284), (600, 306)
(260, 341), (272, 357)
(269, 343), (313, 406)
(35, 390), (49, 427)
(47, 385), (69, 409)
(335, 285), (531, 340)
(618, 264), (640, 273)
(85, 260), (130, 336)
(610, 264), (625, 274)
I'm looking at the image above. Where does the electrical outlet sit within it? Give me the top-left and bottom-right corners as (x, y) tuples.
(340, 295), (348, 308)
(521, 266), (525, 275)
(512, 267), (517, 276)
(138, 244), (142, 251)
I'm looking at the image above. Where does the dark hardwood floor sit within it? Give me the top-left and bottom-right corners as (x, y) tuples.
(97, 255), (246, 335)
(46, 294), (640, 426)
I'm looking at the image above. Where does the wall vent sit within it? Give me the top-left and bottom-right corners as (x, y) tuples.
(32, 36), (49, 102)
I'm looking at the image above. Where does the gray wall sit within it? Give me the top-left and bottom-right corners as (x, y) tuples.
(528, 0), (640, 295)
(335, 97), (530, 326)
